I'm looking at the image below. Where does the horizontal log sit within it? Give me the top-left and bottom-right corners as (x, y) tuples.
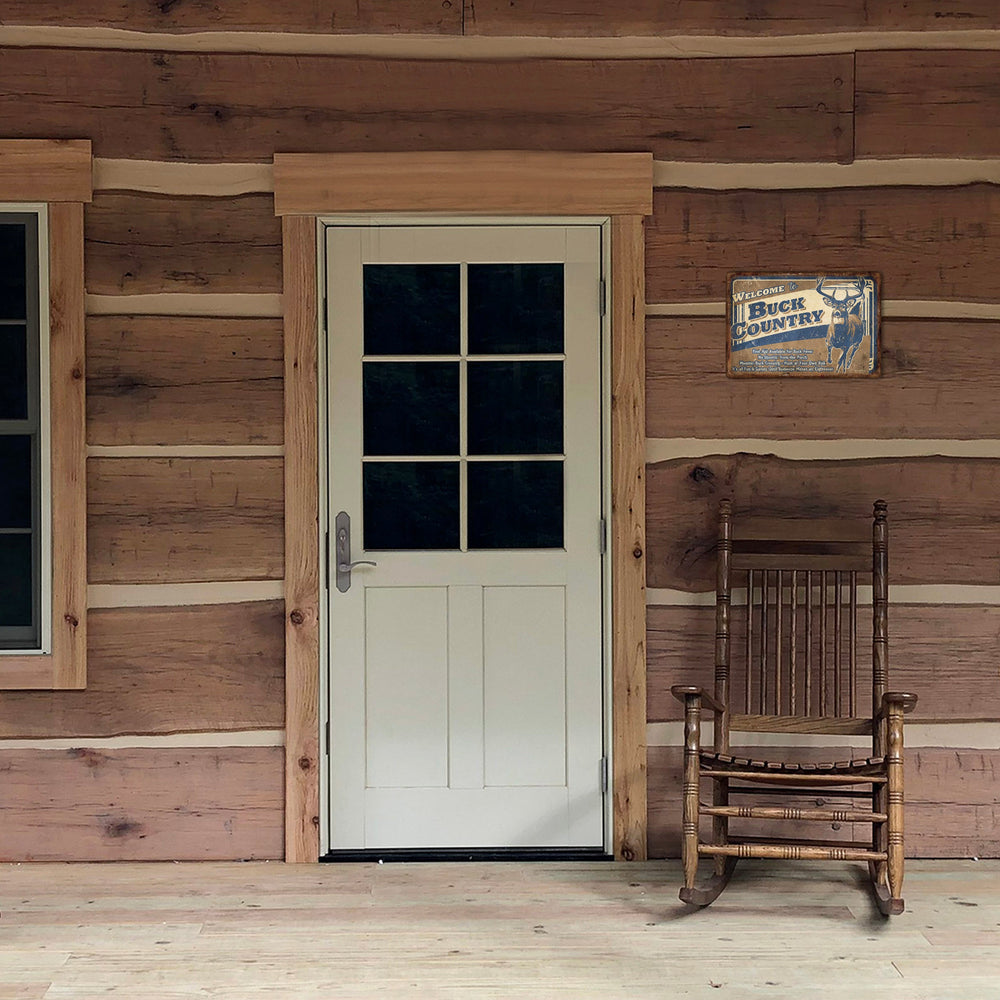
(648, 745), (1000, 858)
(857, 50), (1000, 158)
(646, 186), (1000, 304)
(87, 315), (283, 446)
(647, 318), (1000, 440)
(87, 457), (284, 584)
(0, 48), (853, 163)
(0, 602), (284, 739)
(85, 193), (281, 295)
(0, 138), (92, 201)
(0, 1), (460, 34)
(646, 455), (1000, 590)
(467, 1), (1000, 35)
(648, 604), (1000, 723)
(0, 747), (283, 861)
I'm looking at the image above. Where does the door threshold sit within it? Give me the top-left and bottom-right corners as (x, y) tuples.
(321, 847), (612, 863)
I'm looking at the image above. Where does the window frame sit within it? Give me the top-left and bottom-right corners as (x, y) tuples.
(0, 140), (90, 690)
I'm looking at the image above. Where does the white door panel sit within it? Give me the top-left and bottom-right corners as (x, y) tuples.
(325, 223), (605, 850)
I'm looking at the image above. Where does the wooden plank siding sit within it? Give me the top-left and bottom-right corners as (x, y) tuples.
(645, 186), (1000, 305)
(0, 747), (284, 862)
(85, 193), (281, 295)
(0, 49), (853, 163)
(466, 2), (1000, 35)
(0, 602), (284, 739)
(647, 317), (1000, 440)
(648, 746), (1000, 859)
(86, 316), (283, 446)
(0, 2), (462, 34)
(647, 604), (1000, 724)
(646, 455), (1000, 592)
(856, 50), (1000, 158)
(87, 457), (284, 584)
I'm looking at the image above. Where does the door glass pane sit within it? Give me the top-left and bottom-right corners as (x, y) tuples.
(468, 461), (563, 549)
(0, 224), (26, 320)
(0, 435), (32, 528)
(467, 264), (564, 354)
(468, 361), (563, 455)
(364, 264), (460, 355)
(364, 461), (460, 550)
(0, 326), (28, 420)
(364, 362), (459, 456)
(0, 534), (32, 627)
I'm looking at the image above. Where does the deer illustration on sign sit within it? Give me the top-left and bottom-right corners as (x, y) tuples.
(818, 277), (866, 373)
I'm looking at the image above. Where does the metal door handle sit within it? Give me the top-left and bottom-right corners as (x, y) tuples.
(337, 560), (378, 572)
(334, 511), (375, 593)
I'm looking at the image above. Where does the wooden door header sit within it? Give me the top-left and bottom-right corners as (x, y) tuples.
(273, 151), (653, 216)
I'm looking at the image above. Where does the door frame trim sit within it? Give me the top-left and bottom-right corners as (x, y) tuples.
(276, 152), (652, 862)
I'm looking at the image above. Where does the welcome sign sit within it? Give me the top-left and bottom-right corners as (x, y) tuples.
(727, 274), (880, 378)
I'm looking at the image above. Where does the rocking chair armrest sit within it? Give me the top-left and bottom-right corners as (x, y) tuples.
(878, 691), (919, 717)
(670, 685), (727, 715)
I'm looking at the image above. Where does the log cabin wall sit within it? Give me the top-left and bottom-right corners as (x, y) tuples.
(0, 3), (998, 860)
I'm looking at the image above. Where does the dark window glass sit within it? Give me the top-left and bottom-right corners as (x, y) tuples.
(0, 535), (32, 628)
(364, 461), (460, 550)
(0, 435), (32, 528)
(468, 461), (563, 549)
(468, 264), (564, 354)
(363, 264), (460, 355)
(0, 224), (27, 321)
(0, 326), (28, 420)
(468, 361), (563, 455)
(363, 362), (459, 456)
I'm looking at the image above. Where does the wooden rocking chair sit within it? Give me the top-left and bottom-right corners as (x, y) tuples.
(671, 499), (917, 915)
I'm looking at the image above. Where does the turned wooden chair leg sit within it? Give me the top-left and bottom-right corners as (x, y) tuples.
(885, 702), (906, 911)
(713, 777), (729, 878)
(680, 696), (701, 894)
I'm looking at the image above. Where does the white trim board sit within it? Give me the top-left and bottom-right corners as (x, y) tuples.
(86, 293), (283, 318)
(0, 730), (285, 750)
(647, 721), (1000, 749)
(648, 585), (1000, 607)
(2, 25), (1000, 58)
(647, 301), (1000, 320)
(88, 581), (284, 609)
(646, 439), (1000, 463)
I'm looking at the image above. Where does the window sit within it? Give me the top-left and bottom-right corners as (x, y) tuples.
(0, 140), (89, 689)
(0, 210), (48, 651)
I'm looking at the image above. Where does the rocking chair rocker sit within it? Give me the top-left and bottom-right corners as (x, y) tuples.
(671, 499), (917, 915)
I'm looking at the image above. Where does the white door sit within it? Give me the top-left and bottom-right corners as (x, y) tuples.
(325, 224), (606, 850)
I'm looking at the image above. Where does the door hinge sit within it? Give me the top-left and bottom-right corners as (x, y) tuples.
(325, 719), (331, 756)
(600, 756), (609, 793)
(323, 296), (328, 332)
(324, 531), (330, 589)
(599, 517), (607, 555)
(599, 278), (607, 317)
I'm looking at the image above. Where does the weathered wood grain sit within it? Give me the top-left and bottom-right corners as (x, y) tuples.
(646, 186), (1000, 304)
(0, 747), (283, 861)
(0, 138), (91, 202)
(0, 48), (852, 163)
(648, 745), (1000, 858)
(0, 602), (284, 739)
(646, 455), (1000, 591)
(468, 1), (1000, 35)
(0, 1), (460, 34)
(87, 316), (283, 446)
(85, 193), (281, 295)
(857, 50), (1000, 158)
(87, 457), (284, 584)
(647, 604), (1000, 723)
(647, 318), (1000, 440)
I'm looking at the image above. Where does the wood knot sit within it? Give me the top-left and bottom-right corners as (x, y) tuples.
(620, 845), (637, 862)
(64, 613), (79, 628)
(311, 815), (321, 827)
(632, 546), (643, 559)
(689, 465), (715, 484)
(70, 366), (83, 381)
(289, 609), (305, 626)
(298, 756), (312, 771)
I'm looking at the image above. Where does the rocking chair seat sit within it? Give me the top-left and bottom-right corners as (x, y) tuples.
(700, 750), (886, 776)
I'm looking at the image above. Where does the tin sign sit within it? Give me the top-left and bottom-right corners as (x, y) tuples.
(727, 274), (880, 377)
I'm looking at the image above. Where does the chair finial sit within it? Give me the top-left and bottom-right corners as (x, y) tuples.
(874, 499), (888, 520)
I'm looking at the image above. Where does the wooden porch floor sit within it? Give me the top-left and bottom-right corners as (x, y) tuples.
(1, 860), (997, 999)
